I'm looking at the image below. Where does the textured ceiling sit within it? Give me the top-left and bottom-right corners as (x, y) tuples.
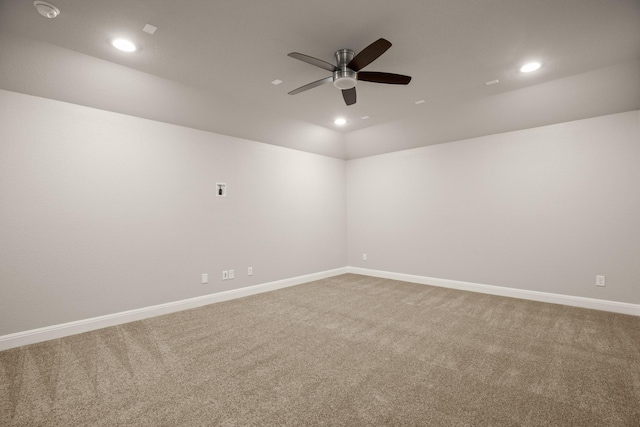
(1, 0), (639, 159)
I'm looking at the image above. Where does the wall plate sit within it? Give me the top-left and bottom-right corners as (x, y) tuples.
(216, 182), (227, 197)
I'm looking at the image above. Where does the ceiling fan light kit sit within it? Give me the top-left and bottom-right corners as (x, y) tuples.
(287, 38), (411, 106)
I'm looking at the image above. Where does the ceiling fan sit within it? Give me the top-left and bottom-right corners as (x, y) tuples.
(287, 38), (411, 106)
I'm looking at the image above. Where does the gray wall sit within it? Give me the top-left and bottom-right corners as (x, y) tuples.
(347, 111), (640, 304)
(0, 89), (347, 335)
(1, 87), (638, 337)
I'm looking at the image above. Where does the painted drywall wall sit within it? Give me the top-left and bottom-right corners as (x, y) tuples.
(0, 89), (347, 336)
(347, 111), (640, 304)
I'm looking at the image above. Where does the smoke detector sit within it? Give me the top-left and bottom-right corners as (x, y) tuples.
(34, 1), (60, 19)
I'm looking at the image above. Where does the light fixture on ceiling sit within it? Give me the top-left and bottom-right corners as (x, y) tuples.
(271, 79), (283, 86)
(334, 118), (347, 126)
(520, 62), (541, 73)
(33, 1), (60, 18)
(112, 39), (137, 53)
(414, 99), (426, 105)
(361, 116), (370, 120)
(287, 39), (411, 106)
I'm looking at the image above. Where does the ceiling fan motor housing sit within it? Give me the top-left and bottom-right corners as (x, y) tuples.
(333, 49), (357, 89)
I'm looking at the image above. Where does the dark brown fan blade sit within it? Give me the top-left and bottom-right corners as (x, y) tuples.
(347, 38), (392, 71)
(342, 88), (356, 105)
(288, 76), (333, 95)
(288, 52), (336, 72)
(358, 71), (411, 85)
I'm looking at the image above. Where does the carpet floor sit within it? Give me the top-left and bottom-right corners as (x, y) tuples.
(1, 274), (639, 426)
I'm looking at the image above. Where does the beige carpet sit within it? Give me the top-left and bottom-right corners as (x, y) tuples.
(1, 274), (639, 426)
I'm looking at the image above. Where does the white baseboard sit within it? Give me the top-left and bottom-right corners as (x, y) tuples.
(0, 267), (348, 352)
(3, 266), (637, 352)
(348, 267), (640, 316)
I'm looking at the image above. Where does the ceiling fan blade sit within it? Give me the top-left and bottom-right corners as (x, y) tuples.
(287, 52), (336, 72)
(347, 38), (392, 71)
(358, 71), (412, 85)
(342, 88), (356, 105)
(288, 76), (333, 95)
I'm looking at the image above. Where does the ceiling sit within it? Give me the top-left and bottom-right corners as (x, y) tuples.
(1, 0), (639, 159)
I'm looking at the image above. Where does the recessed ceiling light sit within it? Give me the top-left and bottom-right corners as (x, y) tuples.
(33, 1), (60, 19)
(485, 79), (500, 86)
(520, 62), (541, 73)
(112, 39), (136, 53)
(414, 100), (426, 105)
(271, 79), (283, 85)
(142, 24), (158, 35)
(360, 116), (370, 120)
(334, 118), (347, 126)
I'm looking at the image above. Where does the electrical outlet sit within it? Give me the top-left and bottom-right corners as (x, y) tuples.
(229, 269), (235, 279)
(596, 275), (605, 287)
(201, 273), (208, 284)
(222, 270), (229, 280)
(362, 253), (367, 261)
(248, 266), (253, 276)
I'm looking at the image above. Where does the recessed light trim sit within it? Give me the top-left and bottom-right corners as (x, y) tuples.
(414, 99), (426, 105)
(485, 79), (500, 86)
(334, 118), (347, 126)
(271, 79), (283, 86)
(34, 1), (60, 19)
(520, 62), (541, 73)
(360, 116), (370, 120)
(112, 39), (137, 52)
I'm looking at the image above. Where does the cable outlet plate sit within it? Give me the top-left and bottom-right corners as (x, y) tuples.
(216, 182), (227, 197)
(596, 275), (605, 287)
